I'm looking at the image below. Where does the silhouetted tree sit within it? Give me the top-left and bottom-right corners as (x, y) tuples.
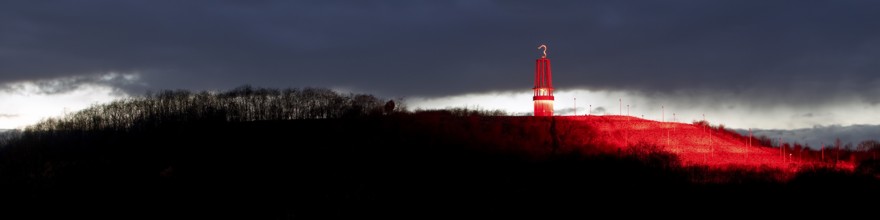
(858, 140), (880, 161)
(384, 100), (396, 115)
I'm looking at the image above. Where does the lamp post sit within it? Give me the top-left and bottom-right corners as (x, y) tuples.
(747, 128), (751, 159)
(780, 137), (784, 162)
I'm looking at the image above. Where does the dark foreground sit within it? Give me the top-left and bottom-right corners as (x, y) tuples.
(1, 115), (878, 218)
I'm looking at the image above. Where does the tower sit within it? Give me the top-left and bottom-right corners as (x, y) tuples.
(533, 44), (554, 116)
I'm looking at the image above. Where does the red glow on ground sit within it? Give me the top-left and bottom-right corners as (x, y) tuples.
(562, 115), (855, 172)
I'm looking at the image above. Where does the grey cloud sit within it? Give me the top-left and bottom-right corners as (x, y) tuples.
(737, 124), (880, 149)
(593, 107), (607, 115)
(1, 73), (142, 95)
(557, 105), (607, 116)
(0, 114), (19, 118)
(1, 0), (880, 103)
(555, 107), (578, 116)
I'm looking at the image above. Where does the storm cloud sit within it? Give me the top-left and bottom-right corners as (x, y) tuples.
(2, 1), (880, 131)
(2, 1), (879, 99)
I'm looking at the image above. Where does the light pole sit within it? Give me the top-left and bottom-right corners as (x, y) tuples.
(702, 114), (706, 137)
(780, 137), (784, 162)
(747, 128), (751, 159)
(710, 128), (713, 158)
(666, 118), (670, 147)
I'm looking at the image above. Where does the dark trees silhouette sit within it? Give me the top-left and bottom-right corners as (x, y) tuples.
(23, 86), (393, 133)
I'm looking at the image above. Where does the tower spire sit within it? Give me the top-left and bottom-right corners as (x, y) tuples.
(538, 44), (548, 58)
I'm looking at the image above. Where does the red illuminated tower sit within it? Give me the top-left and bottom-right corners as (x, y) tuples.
(533, 44), (554, 116)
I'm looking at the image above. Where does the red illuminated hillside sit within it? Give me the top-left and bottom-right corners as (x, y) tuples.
(405, 112), (852, 171)
(557, 115), (852, 170)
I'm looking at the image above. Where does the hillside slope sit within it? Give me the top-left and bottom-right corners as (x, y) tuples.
(404, 114), (846, 170)
(564, 116), (800, 168)
(1, 113), (877, 217)
(0, 115), (692, 217)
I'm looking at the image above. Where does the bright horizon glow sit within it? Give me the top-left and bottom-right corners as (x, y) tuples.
(408, 89), (880, 130)
(0, 74), (136, 129)
(4, 74), (879, 132)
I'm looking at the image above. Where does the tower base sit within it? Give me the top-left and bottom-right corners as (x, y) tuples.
(534, 100), (554, 116)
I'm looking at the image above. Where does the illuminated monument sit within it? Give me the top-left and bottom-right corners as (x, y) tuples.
(533, 44), (554, 116)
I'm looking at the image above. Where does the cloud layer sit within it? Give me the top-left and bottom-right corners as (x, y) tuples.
(3, 1), (880, 100)
(3, 1), (880, 133)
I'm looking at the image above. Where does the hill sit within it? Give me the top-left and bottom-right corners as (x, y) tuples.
(563, 115), (851, 170)
(0, 87), (878, 217)
(1, 114), (699, 217)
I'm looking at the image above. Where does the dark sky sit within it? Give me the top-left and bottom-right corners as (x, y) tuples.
(3, 0), (880, 147)
(3, 0), (879, 101)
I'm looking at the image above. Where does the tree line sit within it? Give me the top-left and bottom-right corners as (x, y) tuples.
(26, 85), (403, 132)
